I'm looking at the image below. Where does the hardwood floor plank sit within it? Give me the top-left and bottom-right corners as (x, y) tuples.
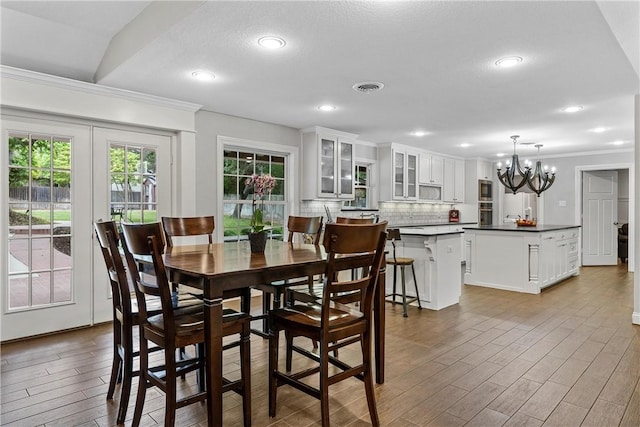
(562, 374), (608, 409)
(487, 377), (542, 417)
(504, 412), (544, 427)
(581, 399), (626, 426)
(522, 355), (565, 383)
(541, 401), (588, 426)
(547, 358), (590, 387)
(466, 408), (510, 426)
(445, 381), (505, 421)
(619, 380), (640, 426)
(518, 381), (570, 421)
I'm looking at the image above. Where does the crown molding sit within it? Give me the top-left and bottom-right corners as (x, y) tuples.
(1, 65), (203, 113)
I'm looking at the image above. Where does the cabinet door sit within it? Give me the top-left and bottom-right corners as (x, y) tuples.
(478, 160), (492, 180)
(453, 159), (465, 202)
(430, 155), (444, 185)
(338, 140), (354, 199)
(393, 151), (406, 199)
(443, 158), (455, 202)
(406, 153), (418, 199)
(319, 136), (337, 197)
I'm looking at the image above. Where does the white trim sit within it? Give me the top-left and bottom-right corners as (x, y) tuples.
(633, 312), (640, 325)
(542, 148), (634, 159)
(1, 65), (202, 112)
(574, 163), (635, 273)
(216, 136), (299, 242)
(301, 126), (358, 140)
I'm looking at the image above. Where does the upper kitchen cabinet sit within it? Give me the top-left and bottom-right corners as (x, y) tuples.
(419, 153), (444, 185)
(379, 144), (418, 201)
(302, 127), (357, 200)
(443, 157), (465, 203)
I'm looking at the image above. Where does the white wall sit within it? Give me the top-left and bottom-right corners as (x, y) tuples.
(194, 110), (301, 216)
(541, 151), (632, 224)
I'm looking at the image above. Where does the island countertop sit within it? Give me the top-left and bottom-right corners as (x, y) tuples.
(463, 224), (580, 233)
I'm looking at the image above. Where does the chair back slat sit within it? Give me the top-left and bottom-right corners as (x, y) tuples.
(162, 216), (214, 247)
(121, 222), (176, 330)
(287, 215), (323, 244)
(335, 216), (375, 224)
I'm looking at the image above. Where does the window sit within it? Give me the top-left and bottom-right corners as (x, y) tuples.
(109, 144), (158, 223)
(8, 133), (73, 309)
(344, 163), (370, 208)
(223, 150), (286, 241)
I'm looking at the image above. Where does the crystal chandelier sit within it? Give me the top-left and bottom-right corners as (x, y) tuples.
(525, 144), (556, 196)
(496, 135), (531, 194)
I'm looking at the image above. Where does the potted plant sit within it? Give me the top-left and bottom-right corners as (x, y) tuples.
(245, 173), (276, 253)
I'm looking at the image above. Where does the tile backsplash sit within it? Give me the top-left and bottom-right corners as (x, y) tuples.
(299, 200), (455, 226)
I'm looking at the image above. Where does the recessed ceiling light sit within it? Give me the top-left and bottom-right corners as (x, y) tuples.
(411, 131), (428, 137)
(352, 81), (384, 93)
(191, 70), (215, 81)
(496, 153), (505, 157)
(258, 36), (286, 49)
(318, 105), (336, 112)
(611, 140), (625, 145)
(460, 143), (471, 148)
(591, 127), (608, 133)
(562, 105), (583, 113)
(495, 56), (523, 68)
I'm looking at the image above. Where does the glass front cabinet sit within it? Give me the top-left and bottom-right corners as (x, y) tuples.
(302, 127), (356, 200)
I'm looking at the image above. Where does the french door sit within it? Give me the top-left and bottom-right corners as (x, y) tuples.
(2, 116), (92, 341)
(92, 127), (171, 323)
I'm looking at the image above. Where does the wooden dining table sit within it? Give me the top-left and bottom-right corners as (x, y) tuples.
(160, 239), (386, 427)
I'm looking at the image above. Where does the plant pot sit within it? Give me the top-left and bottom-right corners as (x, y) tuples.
(249, 231), (268, 253)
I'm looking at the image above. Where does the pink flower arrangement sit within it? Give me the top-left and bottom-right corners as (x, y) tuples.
(245, 174), (276, 233)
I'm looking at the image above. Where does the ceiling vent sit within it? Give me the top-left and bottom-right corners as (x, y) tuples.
(352, 81), (384, 93)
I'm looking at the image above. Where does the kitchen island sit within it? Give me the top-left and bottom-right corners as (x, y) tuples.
(388, 225), (465, 310)
(463, 224), (580, 294)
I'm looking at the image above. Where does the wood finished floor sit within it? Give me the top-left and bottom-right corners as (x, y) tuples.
(1, 264), (639, 426)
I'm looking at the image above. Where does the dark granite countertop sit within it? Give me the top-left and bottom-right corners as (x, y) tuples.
(463, 224), (581, 232)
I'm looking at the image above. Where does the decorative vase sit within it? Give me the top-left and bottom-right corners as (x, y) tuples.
(249, 231), (268, 253)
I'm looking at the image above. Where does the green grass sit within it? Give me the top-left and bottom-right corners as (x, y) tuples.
(28, 210), (70, 222)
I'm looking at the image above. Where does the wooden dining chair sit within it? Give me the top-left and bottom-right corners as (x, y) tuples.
(251, 215), (323, 337)
(120, 222), (251, 427)
(93, 220), (201, 425)
(335, 215), (377, 224)
(268, 221), (388, 427)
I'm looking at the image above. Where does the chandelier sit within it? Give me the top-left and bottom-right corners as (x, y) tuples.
(496, 136), (556, 197)
(525, 144), (556, 196)
(496, 135), (531, 194)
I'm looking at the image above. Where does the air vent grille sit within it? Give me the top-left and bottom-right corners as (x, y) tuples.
(352, 81), (384, 93)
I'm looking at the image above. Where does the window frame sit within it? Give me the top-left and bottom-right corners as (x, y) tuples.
(216, 136), (298, 243)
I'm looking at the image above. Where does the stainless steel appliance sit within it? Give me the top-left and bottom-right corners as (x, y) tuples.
(479, 202), (493, 226)
(478, 179), (493, 201)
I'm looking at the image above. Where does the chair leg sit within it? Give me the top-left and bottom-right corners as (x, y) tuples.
(268, 327), (279, 417)
(107, 317), (121, 400)
(196, 343), (205, 393)
(285, 331), (294, 372)
(319, 341), (330, 427)
(410, 264), (422, 309)
(132, 337), (148, 427)
(400, 266), (408, 317)
(240, 321), (252, 427)
(164, 346), (177, 427)
(262, 292), (272, 334)
(361, 331), (380, 427)
(117, 326), (135, 424)
(392, 264), (398, 299)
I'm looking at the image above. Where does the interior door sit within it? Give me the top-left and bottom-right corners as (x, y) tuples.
(92, 128), (172, 323)
(2, 116), (92, 341)
(582, 170), (618, 265)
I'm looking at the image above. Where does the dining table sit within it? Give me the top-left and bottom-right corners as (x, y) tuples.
(159, 239), (387, 427)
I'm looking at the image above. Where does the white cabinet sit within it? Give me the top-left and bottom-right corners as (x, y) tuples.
(443, 158), (465, 203)
(419, 153), (444, 185)
(379, 145), (418, 201)
(302, 127), (356, 200)
(477, 160), (493, 181)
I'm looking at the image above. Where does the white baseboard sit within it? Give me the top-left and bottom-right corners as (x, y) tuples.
(633, 312), (640, 325)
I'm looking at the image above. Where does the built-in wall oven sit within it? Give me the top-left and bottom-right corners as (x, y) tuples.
(479, 202), (493, 226)
(478, 179), (493, 201)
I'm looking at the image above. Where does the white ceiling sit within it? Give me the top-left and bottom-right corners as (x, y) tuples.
(1, 0), (638, 160)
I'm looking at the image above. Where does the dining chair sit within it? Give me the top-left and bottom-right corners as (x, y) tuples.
(251, 215), (323, 337)
(385, 228), (422, 317)
(120, 222), (251, 427)
(268, 221), (388, 427)
(94, 220), (202, 424)
(161, 215), (214, 247)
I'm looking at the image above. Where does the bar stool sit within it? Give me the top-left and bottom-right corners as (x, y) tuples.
(385, 228), (422, 317)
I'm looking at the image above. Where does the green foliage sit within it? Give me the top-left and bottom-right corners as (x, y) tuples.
(8, 137), (71, 187)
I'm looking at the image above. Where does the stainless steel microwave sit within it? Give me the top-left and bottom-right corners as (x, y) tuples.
(478, 179), (493, 201)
